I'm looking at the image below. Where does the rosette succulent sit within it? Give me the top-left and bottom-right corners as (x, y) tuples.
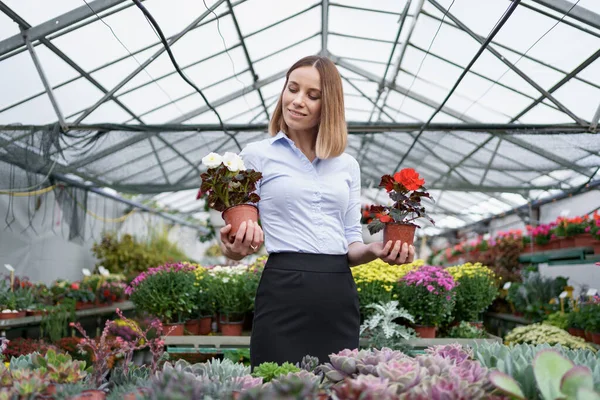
(332, 375), (397, 400)
(402, 375), (487, 400)
(425, 344), (473, 365)
(376, 359), (424, 393)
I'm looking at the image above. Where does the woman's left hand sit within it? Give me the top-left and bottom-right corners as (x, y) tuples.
(368, 240), (415, 265)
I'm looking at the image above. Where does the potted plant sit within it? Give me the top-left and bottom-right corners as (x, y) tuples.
(396, 265), (457, 338)
(197, 152), (262, 242)
(360, 204), (383, 244)
(126, 263), (197, 335)
(211, 268), (253, 336)
(366, 168), (434, 246)
(446, 262), (499, 326)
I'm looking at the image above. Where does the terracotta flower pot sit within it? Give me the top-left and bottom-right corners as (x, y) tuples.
(573, 233), (598, 248)
(383, 222), (417, 247)
(568, 327), (586, 339)
(221, 322), (244, 336)
(222, 204), (259, 241)
(199, 316), (212, 335)
(585, 330), (593, 342)
(592, 332), (600, 345)
(0, 311), (26, 319)
(219, 314), (244, 336)
(469, 321), (484, 330)
(185, 319), (201, 335)
(414, 325), (436, 338)
(164, 323), (185, 336)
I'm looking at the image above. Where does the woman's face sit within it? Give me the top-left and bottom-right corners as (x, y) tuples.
(282, 66), (322, 133)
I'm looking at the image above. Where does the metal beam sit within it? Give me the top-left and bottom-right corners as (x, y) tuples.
(0, 0), (127, 57)
(368, 0), (412, 122)
(511, 47), (600, 122)
(24, 33), (66, 130)
(226, 0), (269, 121)
(592, 101), (600, 131)
(0, 3), (144, 125)
(530, 0), (600, 31)
(427, 0), (587, 126)
(321, 0), (329, 54)
(376, 0), (422, 121)
(74, 0), (227, 124)
(65, 71), (284, 170)
(168, 69), (286, 124)
(330, 53), (479, 123)
(1, 122), (592, 134)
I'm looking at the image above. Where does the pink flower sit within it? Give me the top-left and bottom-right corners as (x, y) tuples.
(426, 285), (435, 292)
(585, 226), (591, 233)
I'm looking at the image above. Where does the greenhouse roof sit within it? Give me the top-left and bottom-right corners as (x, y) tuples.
(0, 0), (599, 235)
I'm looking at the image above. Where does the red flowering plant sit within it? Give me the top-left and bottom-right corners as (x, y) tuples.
(367, 168), (435, 235)
(360, 204), (376, 224)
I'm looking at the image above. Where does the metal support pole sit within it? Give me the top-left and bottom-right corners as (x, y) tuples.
(23, 31), (67, 131)
(321, 0), (329, 55)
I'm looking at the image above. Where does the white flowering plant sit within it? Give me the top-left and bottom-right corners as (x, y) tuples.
(197, 152), (262, 212)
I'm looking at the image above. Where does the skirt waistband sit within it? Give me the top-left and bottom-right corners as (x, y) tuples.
(266, 252), (349, 273)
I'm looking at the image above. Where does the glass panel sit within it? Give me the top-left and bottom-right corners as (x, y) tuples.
(252, 36), (320, 80)
(3, 0), (85, 25)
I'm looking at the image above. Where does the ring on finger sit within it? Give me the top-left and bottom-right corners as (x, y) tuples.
(250, 245), (257, 251)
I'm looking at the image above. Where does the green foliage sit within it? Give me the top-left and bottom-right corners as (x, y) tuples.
(129, 267), (197, 324)
(447, 322), (487, 339)
(544, 312), (570, 330)
(40, 301), (75, 343)
(507, 272), (568, 322)
(252, 362), (301, 383)
(92, 229), (188, 281)
(359, 301), (416, 350)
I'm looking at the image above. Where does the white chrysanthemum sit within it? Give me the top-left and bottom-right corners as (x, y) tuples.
(222, 152), (245, 172)
(202, 152), (223, 168)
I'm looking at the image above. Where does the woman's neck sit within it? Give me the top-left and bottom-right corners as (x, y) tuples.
(286, 128), (318, 161)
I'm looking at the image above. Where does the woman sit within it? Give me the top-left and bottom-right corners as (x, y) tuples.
(219, 55), (415, 368)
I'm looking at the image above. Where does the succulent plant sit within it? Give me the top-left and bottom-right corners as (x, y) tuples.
(320, 347), (408, 383)
(0, 363), (12, 387)
(425, 344), (472, 365)
(252, 362), (301, 382)
(8, 353), (41, 371)
(300, 355), (319, 373)
(268, 370), (321, 398)
(147, 369), (207, 400)
(450, 359), (489, 385)
(109, 364), (151, 387)
(472, 342), (600, 395)
(331, 375), (397, 400)
(356, 348), (409, 376)
(11, 369), (49, 397)
(489, 349), (600, 400)
(415, 354), (454, 377)
(194, 358), (251, 380)
(403, 375), (488, 399)
(231, 375), (263, 391)
(376, 359), (424, 394)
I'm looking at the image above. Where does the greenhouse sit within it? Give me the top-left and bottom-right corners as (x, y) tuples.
(0, 0), (599, 398)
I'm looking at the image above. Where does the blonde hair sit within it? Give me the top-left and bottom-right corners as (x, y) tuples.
(269, 55), (347, 159)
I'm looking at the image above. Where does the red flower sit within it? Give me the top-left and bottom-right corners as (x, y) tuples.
(70, 282), (80, 290)
(385, 180), (394, 192)
(394, 168), (425, 191)
(377, 213), (392, 223)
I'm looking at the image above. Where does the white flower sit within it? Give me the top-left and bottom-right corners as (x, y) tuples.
(202, 152), (223, 168)
(222, 277), (230, 283)
(222, 152), (245, 172)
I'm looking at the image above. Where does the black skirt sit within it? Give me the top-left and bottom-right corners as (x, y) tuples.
(250, 252), (360, 369)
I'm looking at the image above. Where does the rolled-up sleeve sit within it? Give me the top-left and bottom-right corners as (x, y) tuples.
(344, 158), (363, 245)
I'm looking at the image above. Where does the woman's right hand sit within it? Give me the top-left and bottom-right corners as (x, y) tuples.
(219, 220), (264, 261)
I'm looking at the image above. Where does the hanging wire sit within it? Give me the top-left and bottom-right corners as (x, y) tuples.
(130, 0), (242, 150)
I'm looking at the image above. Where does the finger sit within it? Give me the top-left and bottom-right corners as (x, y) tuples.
(243, 220), (255, 247)
(251, 223), (262, 248)
(220, 225), (233, 245)
(407, 245), (415, 263)
(233, 221), (247, 245)
(388, 240), (401, 260)
(258, 225), (264, 246)
(382, 241), (393, 255)
(397, 242), (409, 263)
